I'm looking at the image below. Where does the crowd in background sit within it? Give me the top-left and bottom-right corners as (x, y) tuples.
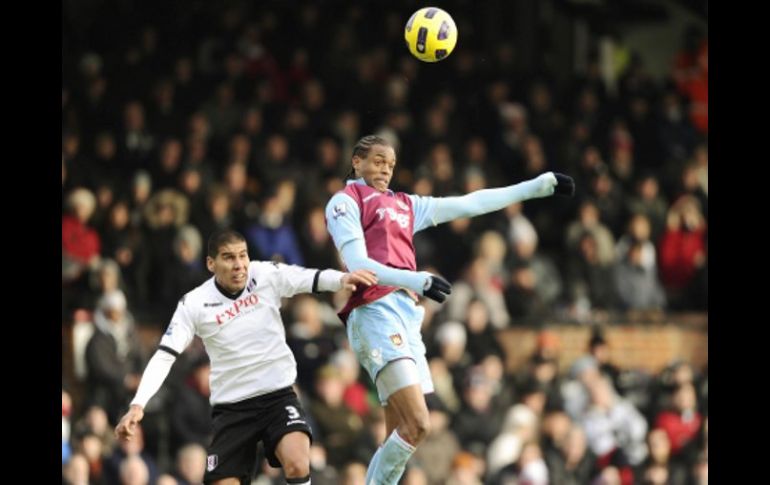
(62, 1), (707, 483)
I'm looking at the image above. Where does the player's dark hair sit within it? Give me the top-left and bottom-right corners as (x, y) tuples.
(207, 229), (246, 258)
(346, 134), (392, 179)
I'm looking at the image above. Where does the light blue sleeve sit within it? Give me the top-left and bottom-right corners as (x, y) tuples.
(431, 172), (557, 226)
(408, 194), (439, 234)
(325, 193), (364, 249)
(325, 192), (429, 293)
(338, 239), (428, 293)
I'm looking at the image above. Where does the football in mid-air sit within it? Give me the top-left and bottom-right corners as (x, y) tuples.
(404, 7), (458, 62)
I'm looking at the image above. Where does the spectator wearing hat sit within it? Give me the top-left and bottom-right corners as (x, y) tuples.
(85, 290), (146, 423)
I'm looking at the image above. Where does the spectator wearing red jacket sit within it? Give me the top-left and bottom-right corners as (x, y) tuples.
(654, 383), (703, 457)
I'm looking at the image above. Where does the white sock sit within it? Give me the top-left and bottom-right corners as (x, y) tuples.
(369, 430), (416, 485)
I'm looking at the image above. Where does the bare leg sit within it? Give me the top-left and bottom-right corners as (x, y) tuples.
(274, 431), (311, 479)
(385, 384), (430, 446)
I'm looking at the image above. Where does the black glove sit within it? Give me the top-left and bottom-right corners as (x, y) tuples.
(423, 274), (452, 303)
(554, 173), (575, 196)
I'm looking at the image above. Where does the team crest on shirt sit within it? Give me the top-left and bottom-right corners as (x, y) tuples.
(207, 454), (218, 471)
(333, 203), (348, 219)
(246, 277), (257, 292)
(390, 334), (404, 347)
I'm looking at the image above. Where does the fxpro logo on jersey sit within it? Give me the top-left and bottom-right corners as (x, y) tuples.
(215, 293), (260, 325)
(375, 207), (410, 228)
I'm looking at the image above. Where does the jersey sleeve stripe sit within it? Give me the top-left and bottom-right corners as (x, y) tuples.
(158, 345), (180, 358)
(312, 270), (321, 293)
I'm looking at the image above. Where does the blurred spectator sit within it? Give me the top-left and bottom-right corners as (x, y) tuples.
(245, 190), (304, 264)
(463, 298), (505, 363)
(309, 365), (364, 467)
(566, 231), (619, 315)
(566, 200), (616, 266)
(169, 355), (212, 453)
(654, 383), (703, 458)
(173, 443), (207, 485)
(330, 349), (372, 417)
(452, 366), (505, 456)
(624, 174), (669, 243)
(287, 295), (339, 393)
(167, 224), (209, 302)
(447, 257), (511, 329)
(299, 205), (343, 271)
(658, 195), (706, 309)
(72, 405), (116, 459)
(614, 240), (666, 313)
(544, 424), (597, 485)
(63, 453), (90, 485)
(580, 377), (648, 475)
(85, 290), (146, 423)
(104, 424), (159, 485)
(588, 332), (623, 395)
(63, 188), (102, 300)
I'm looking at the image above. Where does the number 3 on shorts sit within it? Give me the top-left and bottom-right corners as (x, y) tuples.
(285, 405), (300, 419)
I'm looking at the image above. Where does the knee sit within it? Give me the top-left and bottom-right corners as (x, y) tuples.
(281, 456), (309, 479)
(401, 412), (431, 445)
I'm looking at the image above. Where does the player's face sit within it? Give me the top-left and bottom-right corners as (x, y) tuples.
(353, 144), (396, 193)
(207, 241), (250, 293)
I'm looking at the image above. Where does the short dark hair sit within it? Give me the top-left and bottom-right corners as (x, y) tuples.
(207, 229), (246, 258)
(347, 134), (392, 179)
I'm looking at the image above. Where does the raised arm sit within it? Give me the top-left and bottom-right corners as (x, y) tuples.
(431, 172), (574, 225)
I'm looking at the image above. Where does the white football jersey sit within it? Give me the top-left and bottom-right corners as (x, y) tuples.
(160, 261), (336, 405)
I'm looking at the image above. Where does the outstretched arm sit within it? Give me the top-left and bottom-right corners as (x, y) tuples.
(268, 262), (377, 297)
(116, 300), (195, 441)
(115, 349), (176, 440)
(430, 172), (574, 226)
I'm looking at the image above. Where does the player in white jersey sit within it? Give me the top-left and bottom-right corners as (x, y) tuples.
(114, 229), (377, 485)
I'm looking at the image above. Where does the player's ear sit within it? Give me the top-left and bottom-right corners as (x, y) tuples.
(206, 256), (215, 273)
(350, 156), (362, 177)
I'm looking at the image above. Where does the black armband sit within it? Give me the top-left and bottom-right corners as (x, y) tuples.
(312, 270), (321, 293)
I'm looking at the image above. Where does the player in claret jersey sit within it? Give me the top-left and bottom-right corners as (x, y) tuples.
(325, 135), (575, 484)
(114, 229), (376, 485)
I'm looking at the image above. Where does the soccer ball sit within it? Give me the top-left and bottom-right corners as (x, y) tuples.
(404, 7), (458, 62)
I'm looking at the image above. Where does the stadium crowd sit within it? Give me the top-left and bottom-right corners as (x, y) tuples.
(62, 1), (707, 484)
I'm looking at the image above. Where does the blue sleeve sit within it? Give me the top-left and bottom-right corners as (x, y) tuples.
(431, 173), (557, 225)
(408, 194), (439, 234)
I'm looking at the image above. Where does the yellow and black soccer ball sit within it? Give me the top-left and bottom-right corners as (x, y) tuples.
(404, 7), (458, 63)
